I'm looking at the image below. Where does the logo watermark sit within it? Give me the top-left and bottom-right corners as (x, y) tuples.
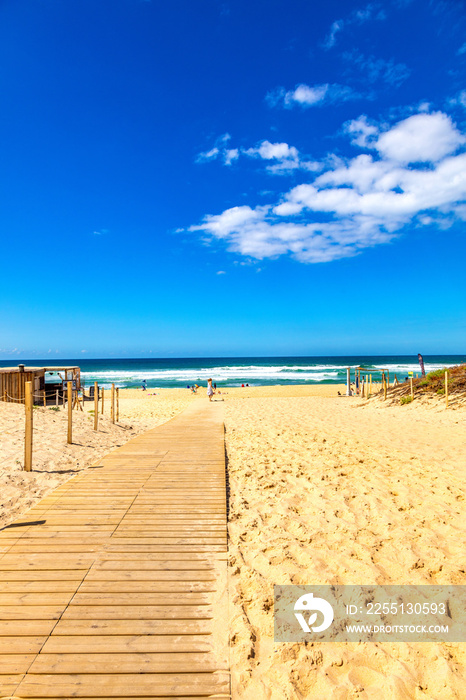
(274, 585), (466, 643)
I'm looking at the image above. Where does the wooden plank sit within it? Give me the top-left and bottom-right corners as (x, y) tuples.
(112, 526), (226, 532)
(16, 672), (231, 697)
(77, 581), (215, 593)
(14, 696), (229, 700)
(93, 559), (214, 569)
(0, 637), (46, 653)
(0, 621), (57, 636)
(28, 652), (229, 673)
(0, 653), (35, 673)
(10, 545), (105, 553)
(0, 673), (24, 696)
(0, 581), (80, 593)
(0, 607), (64, 620)
(69, 592), (211, 606)
(61, 605), (213, 620)
(41, 634), (213, 653)
(98, 545), (226, 554)
(0, 571), (84, 581)
(2, 526), (116, 533)
(0, 555), (95, 569)
(0, 593), (74, 606)
(84, 570), (216, 582)
(103, 538), (227, 546)
(52, 620), (212, 636)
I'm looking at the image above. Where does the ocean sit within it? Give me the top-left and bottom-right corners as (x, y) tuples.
(1, 356), (464, 389)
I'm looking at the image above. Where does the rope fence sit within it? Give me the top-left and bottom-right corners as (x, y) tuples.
(2, 381), (120, 472)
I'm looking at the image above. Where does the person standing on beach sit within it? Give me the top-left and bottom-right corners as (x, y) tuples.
(207, 378), (214, 401)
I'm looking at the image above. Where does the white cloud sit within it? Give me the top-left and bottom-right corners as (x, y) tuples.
(189, 111), (466, 264)
(196, 147), (219, 162)
(343, 50), (411, 87)
(224, 148), (239, 165)
(449, 90), (466, 110)
(323, 3), (386, 50)
(267, 83), (360, 109)
(344, 116), (379, 148)
(458, 42), (466, 55)
(197, 137), (320, 175)
(196, 133), (231, 163)
(376, 112), (465, 162)
(255, 141), (298, 160)
(323, 20), (343, 49)
(244, 141), (300, 173)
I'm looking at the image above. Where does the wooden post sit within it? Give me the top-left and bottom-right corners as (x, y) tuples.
(101, 388), (104, 415)
(410, 377), (414, 399)
(383, 372), (387, 400)
(67, 381), (72, 444)
(361, 379), (365, 398)
(346, 367), (351, 396)
(116, 387), (119, 422)
(111, 383), (115, 424)
(3, 389), (6, 402)
(24, 381), (33, 472)
(56, 389), (59, 406)
(43, 390), (46, 407)
(94, 382), (98, 431)
(445, 371), (449, 408)
(387, 371), (390, 388)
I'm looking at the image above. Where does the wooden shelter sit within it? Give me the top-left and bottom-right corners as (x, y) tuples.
(0, 365), (81, 405)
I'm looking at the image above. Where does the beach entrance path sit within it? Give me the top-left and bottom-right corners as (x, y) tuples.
(0, 400), (230, 699)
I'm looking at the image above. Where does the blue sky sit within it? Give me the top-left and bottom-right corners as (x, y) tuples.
(1, 0), (465, 358)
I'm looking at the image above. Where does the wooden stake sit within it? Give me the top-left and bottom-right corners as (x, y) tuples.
(43, 390), (46, 407)
(387, 371), (390, 388)
(361, 380), (365, 398)
(410, 377), (414, 399)
(101, 387), (105, 415)
(3, 389), (7, 402)
(94, 382), (98, 431)
(383, 372), (387, 400)
(116, 387), (119, 422)
(24, 381), (33, 472)
(55, 389), (59, 406)
(111, 383), (115, 423)
(67, 381), (72, 444)
(445, 371), (449, 408)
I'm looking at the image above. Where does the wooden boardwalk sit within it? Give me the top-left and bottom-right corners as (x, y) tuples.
(0, 400), (230, 699)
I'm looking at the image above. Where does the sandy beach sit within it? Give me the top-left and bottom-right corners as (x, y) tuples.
(1, 384), (465, 698)
(223, 389), (466, 698)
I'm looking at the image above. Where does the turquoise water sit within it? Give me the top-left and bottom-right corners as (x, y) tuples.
(1, 356), (463, 389)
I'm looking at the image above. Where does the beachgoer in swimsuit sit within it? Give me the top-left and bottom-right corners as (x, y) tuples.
(207, 378), (214, 401)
